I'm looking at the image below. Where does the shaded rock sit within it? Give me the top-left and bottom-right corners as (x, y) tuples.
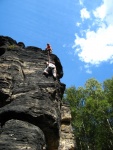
(17, 42), (25, 48)
(0, 119), (46, 150)
(0, 36), (17, 46)
(0, 47), (6, 56)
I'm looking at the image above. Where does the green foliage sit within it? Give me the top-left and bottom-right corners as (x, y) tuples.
(64, 78), (113, 150)
(7, 44), (17, 49)
(103, 77), (113, 105)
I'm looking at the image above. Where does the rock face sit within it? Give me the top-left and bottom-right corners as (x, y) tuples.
(59, 104), (75, 150)
(0, 36), (75, 150)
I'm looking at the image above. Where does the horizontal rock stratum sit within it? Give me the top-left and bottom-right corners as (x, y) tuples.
(0, 36), (75, 150)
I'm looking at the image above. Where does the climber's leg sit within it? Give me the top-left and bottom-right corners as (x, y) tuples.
(43, 67), (49, 74)
(52, 67), (56, 78)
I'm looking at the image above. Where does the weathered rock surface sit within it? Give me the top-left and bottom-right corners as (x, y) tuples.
(0, 36), (76, 150)
(59, 104), (76, 150)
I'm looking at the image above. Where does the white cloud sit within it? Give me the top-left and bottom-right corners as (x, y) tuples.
(93, 3), (106, 20)
(76, 22), (81, 27)
(79, 0), (84, 6)
(86, 69), (92, 74)
(93, 0), (113, 23)
(73, 0), (113, 65)
(74, 25), (113, 64)
(84, 64), (90, 69)
(99, 0), (113, 25)
(80, 8), (90, 21)
(84, 64), (92, 74)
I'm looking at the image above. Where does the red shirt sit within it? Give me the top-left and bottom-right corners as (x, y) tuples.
(47, 44), (51, 50)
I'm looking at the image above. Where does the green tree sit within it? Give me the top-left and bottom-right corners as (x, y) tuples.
(64, 78), (113, 150)
(103, 77), (113, 105)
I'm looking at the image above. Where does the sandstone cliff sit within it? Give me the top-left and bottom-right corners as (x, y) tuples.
(0, 36), (75, 150)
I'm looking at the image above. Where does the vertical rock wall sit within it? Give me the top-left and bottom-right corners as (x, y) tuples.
(0, 36), (75, 150)
(59, 104), (76, 150)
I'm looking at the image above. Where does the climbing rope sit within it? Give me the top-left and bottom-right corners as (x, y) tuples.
(48, 51), (50, 63)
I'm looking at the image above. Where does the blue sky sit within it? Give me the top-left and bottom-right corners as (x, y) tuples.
(0, 0), (113, 88)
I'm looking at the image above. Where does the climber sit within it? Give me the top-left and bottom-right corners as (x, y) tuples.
(43, 61), (57, 79)
(45, 43), (52, 54)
